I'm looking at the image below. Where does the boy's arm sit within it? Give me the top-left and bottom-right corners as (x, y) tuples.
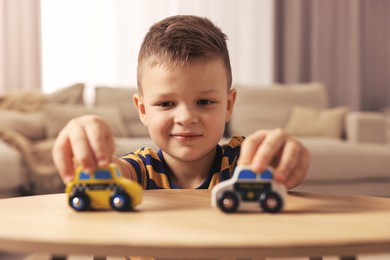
(112, 156), (133, 180)
(237, 128), (311, 189)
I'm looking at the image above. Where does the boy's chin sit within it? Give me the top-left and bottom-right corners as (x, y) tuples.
(163, 146), (216, 162)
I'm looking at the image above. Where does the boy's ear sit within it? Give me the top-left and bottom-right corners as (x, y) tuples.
(225, 88), (237, 123)
(133, 93), (148, 126)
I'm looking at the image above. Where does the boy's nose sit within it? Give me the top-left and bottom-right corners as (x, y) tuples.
(174, 106), (198, 126)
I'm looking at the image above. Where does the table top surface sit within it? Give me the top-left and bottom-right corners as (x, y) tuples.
(0, 190), (390, 258)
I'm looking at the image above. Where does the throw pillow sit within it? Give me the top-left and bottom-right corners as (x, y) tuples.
(284, 106), (349, 138)
(44, 104), (127, 138)
(45, 83), (85, 105)
(94, 86), (149, 137)
(0, 109), (45, 140)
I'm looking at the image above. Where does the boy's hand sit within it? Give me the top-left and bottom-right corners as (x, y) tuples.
(237, 128), (310, 189)
(52, 115), (116, 183)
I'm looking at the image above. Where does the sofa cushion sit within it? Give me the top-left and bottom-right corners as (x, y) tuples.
(299, 137), (390, 181)
(94, 86), (149, 137)
(230, 82), (328, 136)
(0, 109), (45, 140)
(45, 83), (85, 105)
(346, 112), (387, 144)
(44, 104), (127, 138)
(0, 91), (45, 111)
(0, 141), (24, 196)
(285, 106), (348, 138)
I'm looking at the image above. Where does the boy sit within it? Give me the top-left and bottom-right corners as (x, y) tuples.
(52, 15), (310, 190)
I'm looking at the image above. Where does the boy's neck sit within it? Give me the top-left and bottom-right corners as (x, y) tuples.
(162, 148), (216, 189)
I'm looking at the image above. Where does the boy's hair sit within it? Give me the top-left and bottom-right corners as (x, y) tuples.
(137, 15), (232, 92)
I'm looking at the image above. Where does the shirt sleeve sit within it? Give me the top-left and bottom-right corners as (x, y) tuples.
(120, 148), (148, 189)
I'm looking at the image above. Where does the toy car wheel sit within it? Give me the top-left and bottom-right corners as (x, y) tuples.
(218, 191), (239, 213)
(110, 191), (132, 211)
(69, 192), (90, 211)
(259, 191), (283, 213)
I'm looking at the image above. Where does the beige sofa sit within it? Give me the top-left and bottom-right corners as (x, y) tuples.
(1, 82), (389, 198)
(230, 83), (390, 197)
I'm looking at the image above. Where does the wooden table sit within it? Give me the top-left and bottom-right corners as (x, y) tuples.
(0, 190), (390, 259)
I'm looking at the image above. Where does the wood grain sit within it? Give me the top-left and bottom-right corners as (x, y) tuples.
(0, 190), (389, 258)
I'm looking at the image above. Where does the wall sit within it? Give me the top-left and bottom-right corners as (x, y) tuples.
(41, 0), (274, 97)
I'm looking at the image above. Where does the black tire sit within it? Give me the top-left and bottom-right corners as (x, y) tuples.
(110, 191), (132, 211)
(259, 191), (283, 213)
(217, 191), (239, 213)
(69, 192), (90, 211)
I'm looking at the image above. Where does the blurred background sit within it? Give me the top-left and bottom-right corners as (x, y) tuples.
(0, 0), (389, 110)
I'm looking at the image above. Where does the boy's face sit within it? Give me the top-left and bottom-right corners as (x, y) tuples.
(134, 58), (236, 163)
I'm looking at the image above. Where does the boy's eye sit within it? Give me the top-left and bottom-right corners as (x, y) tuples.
(197, 99), (214, 105)
(157, 101), (175, 107)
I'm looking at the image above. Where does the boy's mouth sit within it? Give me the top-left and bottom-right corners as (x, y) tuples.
(170, 133), (202, 141)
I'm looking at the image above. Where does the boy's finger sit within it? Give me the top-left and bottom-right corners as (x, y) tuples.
(284, 160), (308, 189)
(251, 129), (288, 173)
(237, 130), (267, 165)
(68, 123), (97, 172)
(280, 143), (310, 189)
(52, 130), (75, 183)
(84, 123), (115, 167)
(273, 138), (300, 183)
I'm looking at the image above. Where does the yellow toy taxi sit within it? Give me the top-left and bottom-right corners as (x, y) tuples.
(66, 163), (143, 211)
